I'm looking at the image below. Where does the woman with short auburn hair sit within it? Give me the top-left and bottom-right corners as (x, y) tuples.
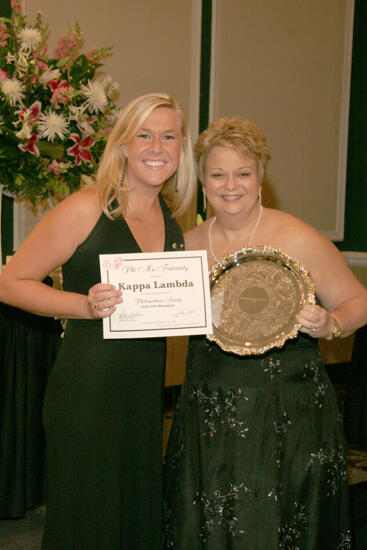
(164, 115), (367, 549)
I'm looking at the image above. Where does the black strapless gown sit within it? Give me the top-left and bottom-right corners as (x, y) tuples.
(164, 333), (351, 549)
(42, 196), (184, 550)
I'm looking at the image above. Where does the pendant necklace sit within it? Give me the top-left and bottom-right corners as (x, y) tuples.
(208, 203), (263, 263)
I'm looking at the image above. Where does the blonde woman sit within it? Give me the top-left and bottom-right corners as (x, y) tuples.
(0, 92), (196, 550)
(164, 116), (367, 549)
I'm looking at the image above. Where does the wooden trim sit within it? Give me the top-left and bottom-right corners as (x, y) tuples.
(342, 251), (367, 267)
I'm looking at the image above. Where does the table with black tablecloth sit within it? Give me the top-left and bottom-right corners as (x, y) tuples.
(0, 300), (62, 518)
(324, 325), (367, 549)
(344, 325), (367, 451)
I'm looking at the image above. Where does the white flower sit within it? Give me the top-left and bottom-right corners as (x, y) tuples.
(18, 27), (42, 50)
(101, 76), (112, 87)
(110, 81), (119, 94)
(80, 80), (107, 113)
(1, 78), (25, 105)
(37, 111), (69, 142)
(16, 124), (32, 141)
(6, 52), (15, 64)
(68, 105), (86, 122)
(101, 75), (119, 95)
(39, 69), (61, 85)
(16, 51), (31, 78)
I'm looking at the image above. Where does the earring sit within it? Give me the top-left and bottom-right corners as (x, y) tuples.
(173, 171), (178, 192)
(121, 159), (127, 185)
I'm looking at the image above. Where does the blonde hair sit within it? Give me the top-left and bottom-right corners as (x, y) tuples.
(194, 116), (271, 184)
(97, 92), (196, 218)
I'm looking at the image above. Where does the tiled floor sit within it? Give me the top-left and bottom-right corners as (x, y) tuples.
(0, 505), (45, 550)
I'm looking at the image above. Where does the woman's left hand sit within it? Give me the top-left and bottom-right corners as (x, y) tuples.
(295, 304), (336, 339)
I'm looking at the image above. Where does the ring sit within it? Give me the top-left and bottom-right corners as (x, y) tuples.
(311, 328), (316, 332)
(94, 305), (98, 310)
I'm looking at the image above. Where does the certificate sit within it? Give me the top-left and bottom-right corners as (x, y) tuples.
(99, 250), (212, 339)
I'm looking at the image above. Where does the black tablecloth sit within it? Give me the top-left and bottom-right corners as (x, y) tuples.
(344, 325), (367, 451)
(0, 300), (62, 518)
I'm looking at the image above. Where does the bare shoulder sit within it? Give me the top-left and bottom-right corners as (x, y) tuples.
(53, 185), (100, 218)
(185, 218), (211, 251)
(262, 208), (332, 260)
(263, 208), (314, 235)
(41, 185), (101, 242)
(2, 185), (103, 281)
(262, 208), (353, 290)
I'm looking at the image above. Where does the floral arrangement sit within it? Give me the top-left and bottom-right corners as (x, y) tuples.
(0, 0), (119, 204)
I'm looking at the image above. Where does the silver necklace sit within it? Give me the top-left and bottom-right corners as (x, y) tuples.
(208, 204), (263, 263)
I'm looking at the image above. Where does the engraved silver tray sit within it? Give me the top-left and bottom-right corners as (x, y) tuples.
(207, 246), (316, 355)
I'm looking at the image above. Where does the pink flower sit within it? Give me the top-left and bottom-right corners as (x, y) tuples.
(53, 29), (83, 66)
(0, 23), (8, 47)
(67, 133), (95, 166)
(77, 116), (97, 136)
(47, 78), (69, 92)
(15, 101), (41, 123)
(50, 84), (71, 109)
(0, 69), (8, 81)
(32, 61), (48, 81)
(85, 48), (96, 60)
(48, 159), (63, 176)
(18, 134), (40, 156)
(44, 79), (71, 109)
(10, 0), (22, 14)
(85, 47), (102, 65)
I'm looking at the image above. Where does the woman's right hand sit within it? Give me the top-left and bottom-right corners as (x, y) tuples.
(88, 283), (123, 319)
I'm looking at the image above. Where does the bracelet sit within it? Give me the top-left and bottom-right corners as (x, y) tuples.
(330, 315), (342, 339)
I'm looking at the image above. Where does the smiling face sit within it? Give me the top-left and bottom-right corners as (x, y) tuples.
(122, 106), (183, 193)
(204, 145), (261, 218)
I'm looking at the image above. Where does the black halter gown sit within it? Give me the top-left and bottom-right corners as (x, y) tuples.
(42, 195), (184, 550)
